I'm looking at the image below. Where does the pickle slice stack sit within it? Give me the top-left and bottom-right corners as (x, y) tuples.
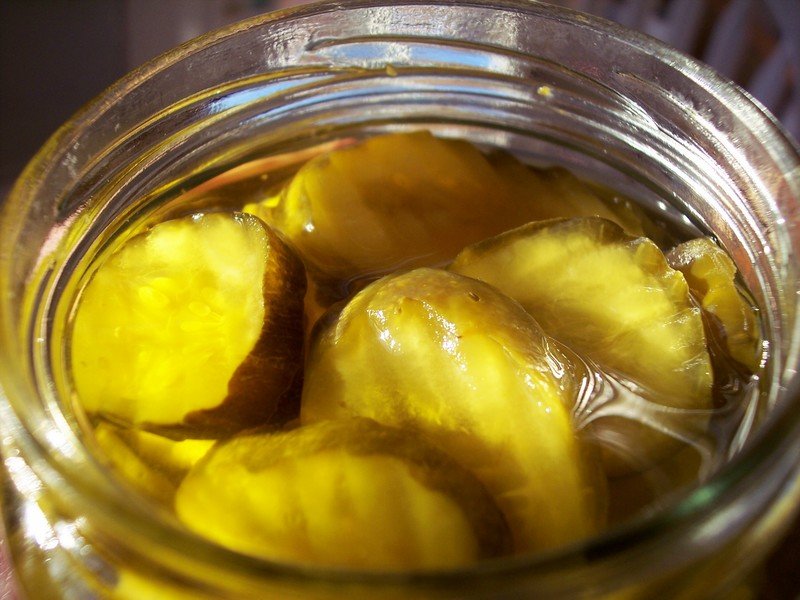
(245, 131), (639, 286)
(450, 217), (713, 474)
(301, 268), (604, 553)
(68, 131), (759, 570)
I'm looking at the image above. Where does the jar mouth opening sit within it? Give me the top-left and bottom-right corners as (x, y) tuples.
(3, 0), (800, 590)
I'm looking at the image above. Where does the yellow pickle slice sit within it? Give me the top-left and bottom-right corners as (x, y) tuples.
(301, 268), (605, 554)
(71, 212), (306, 438)
(487, 152), (645, 237)
(175, 417), (511, 570)
(92, 422), (214, 504)
(449, 217), (713, 476)
(667, 237), (761, 374)
(244, 131), (640, 286)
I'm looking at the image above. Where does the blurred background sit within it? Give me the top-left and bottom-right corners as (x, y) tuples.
(0, 0), (798, 199)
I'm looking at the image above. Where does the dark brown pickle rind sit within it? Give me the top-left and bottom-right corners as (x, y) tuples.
(166, 221), (307, 438)
(73, 212), (307, 440)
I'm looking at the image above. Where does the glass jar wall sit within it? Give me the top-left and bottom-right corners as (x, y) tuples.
(1, 1), (799, 598)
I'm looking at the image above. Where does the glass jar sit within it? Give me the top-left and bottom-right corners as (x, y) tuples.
(1, 1), (799, 598)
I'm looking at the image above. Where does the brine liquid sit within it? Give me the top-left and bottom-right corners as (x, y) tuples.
(72, 136), (763, 545)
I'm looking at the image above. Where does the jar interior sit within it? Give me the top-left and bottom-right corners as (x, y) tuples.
(52, 62), (765, 538)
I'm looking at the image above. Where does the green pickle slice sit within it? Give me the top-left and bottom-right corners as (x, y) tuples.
(667, 237), (760, 373)
(450, 217), (714, 475)
(175, 418), (511, 570)
(301, 268), (605, 553)
(71, 212), (306, 438)
(244, 131), (640, 286)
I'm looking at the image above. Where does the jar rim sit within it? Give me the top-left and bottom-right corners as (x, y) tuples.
(3, 0), (800, 592)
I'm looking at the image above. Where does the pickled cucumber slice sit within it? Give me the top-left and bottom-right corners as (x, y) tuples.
(667, 237), (760, 373)
(244, 131), (638, 285)
(71, 212), (306, 438)
(93, 424), (181, 505)
(488, 153), (645, 237)
(113, 570), (199, 600)
(175, 418), (510, 570)
(301, 268), (604, 553)
(93, 423), (214, 504)
(450, 217), (713, 475)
